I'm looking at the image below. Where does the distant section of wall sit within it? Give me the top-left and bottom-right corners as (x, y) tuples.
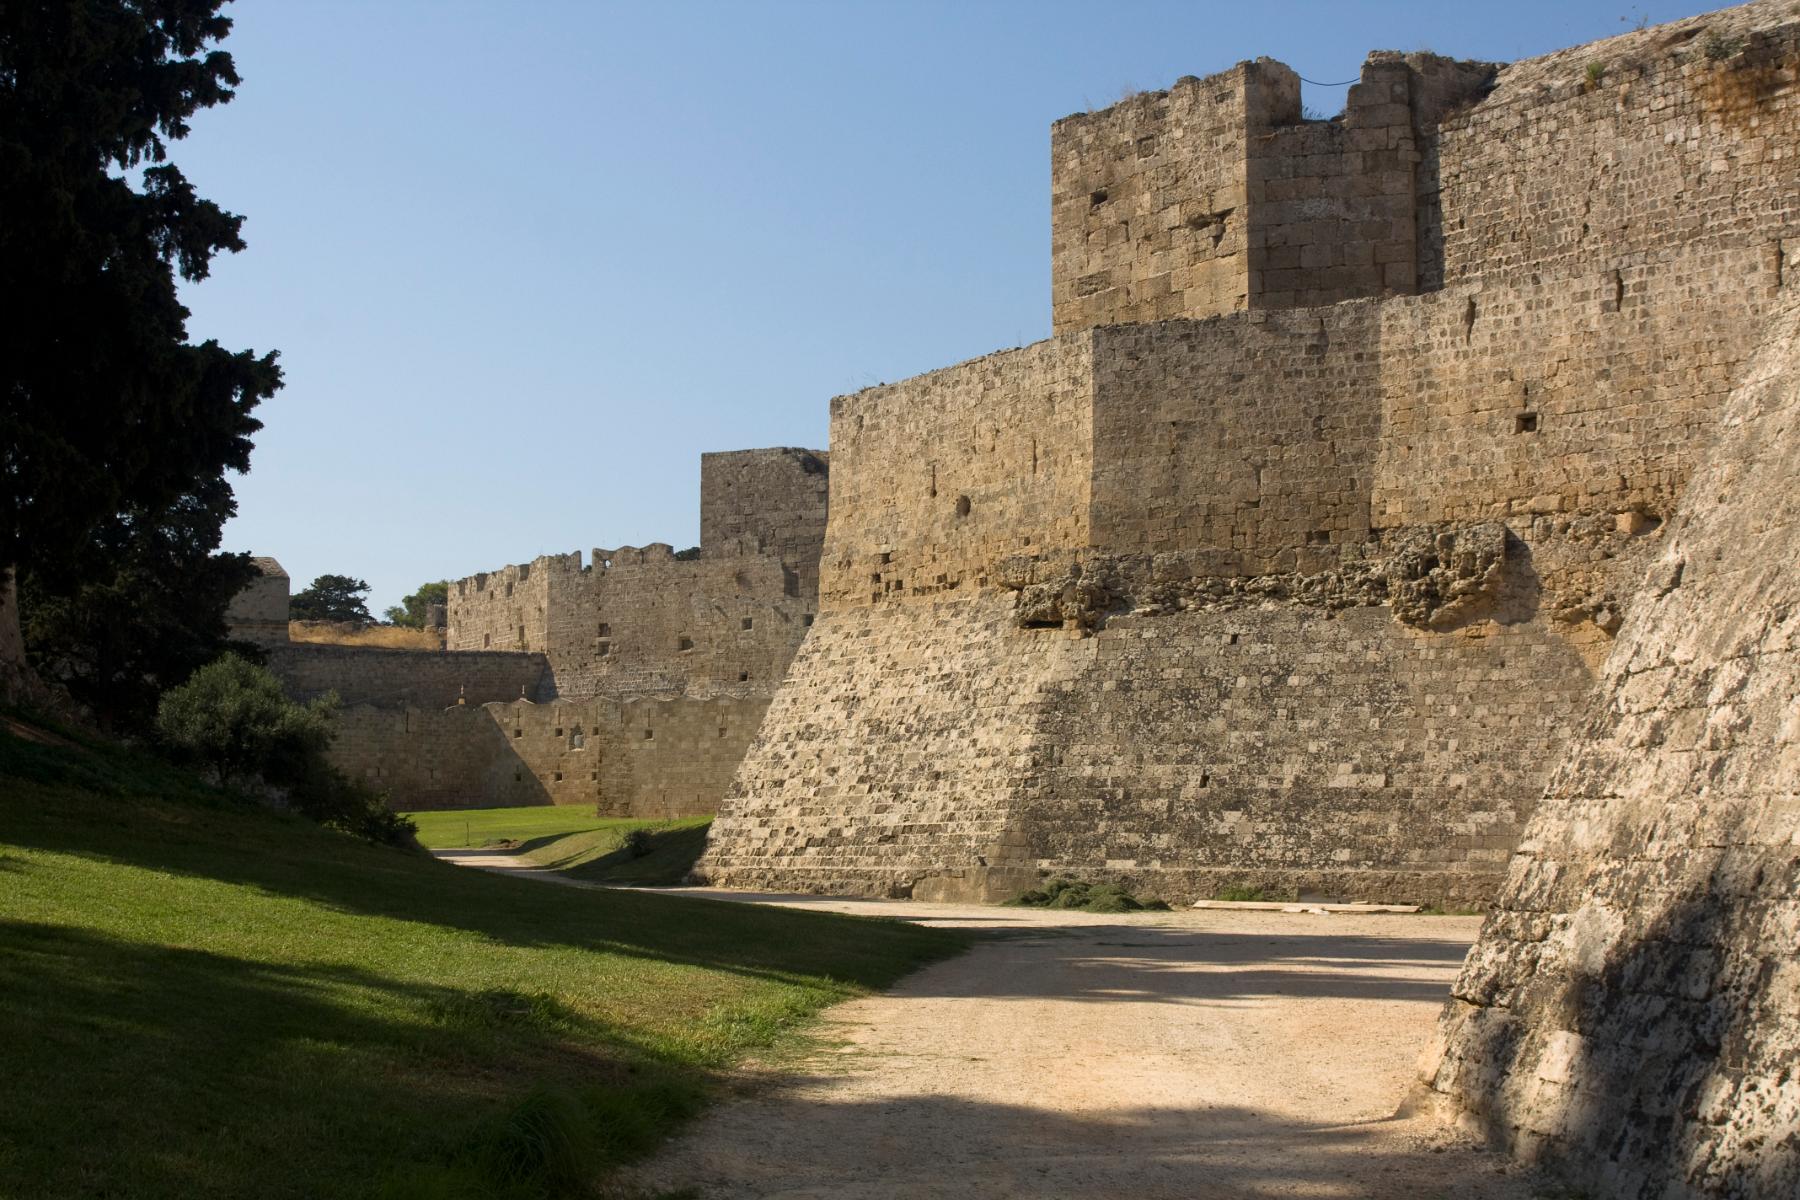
(541, 544), (813, 700)
(1424, 299), (1800, 1200)
(444, 554), (564, 654)
(226, 556), (290, 646)
(265, 643), (550, 710)
(443, 447), (827, 703)
(820, 338), (1094, 610)
(311, 445), (824, 820)
(326, 693), (767, 816)
(287, 621), (443, 651)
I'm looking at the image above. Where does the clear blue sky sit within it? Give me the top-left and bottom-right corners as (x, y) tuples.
(182, 0), (1718, 615)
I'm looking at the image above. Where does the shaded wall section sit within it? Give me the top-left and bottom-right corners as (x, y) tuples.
(328, 694), (768, 816)
(1422, 300), (1800, 1199)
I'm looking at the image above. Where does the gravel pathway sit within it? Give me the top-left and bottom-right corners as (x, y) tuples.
(437, 853), (1539, 1199)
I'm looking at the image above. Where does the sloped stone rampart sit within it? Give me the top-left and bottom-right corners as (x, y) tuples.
(697, 595), (1093, 900)
(1422, 301), (1800, 1199)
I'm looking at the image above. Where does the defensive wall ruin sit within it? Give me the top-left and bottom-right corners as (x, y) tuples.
(697, 4), (1799, 1193)
(698, 3), (1799, 912)
(239, 448), (828, 815)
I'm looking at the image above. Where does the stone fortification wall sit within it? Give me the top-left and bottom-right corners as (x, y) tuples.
(445, 448), (826, 702)
(700, 447), (830, 596)
(1434, 2), (1800, 289)
(819, 337), (1093, 610)
(1022, 605), (1592, 908)
(1088, 306), (1382, 565)
(225, 556), (290, 647)
(538, 543), (813, 700)
(266, 643), (551, 710)
(446, 544), (813, 700)
(702, 2), (1799, 905)
(1051, 52), (1494, 330)
(701, 595), (1091, 899)
(327, 693), (768, 815)
(293, 445), (825, 818)
(699, 592), (1593, 907)
(1053, 1), (1797, 328)
(445, 553), (567, 654)
(1422, 299), (1800, 1200)
(1050, 61), (1277, 330)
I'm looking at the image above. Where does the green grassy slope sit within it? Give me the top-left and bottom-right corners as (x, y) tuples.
(405, 805), (622, 849)
(408, 807), (714, 887)
(0, 726), (964, 1199)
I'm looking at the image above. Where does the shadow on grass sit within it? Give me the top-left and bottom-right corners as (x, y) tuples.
(0, 729), (961, 995)
(2, 729), (1473, 1008)
(0, 919), (696, 1200)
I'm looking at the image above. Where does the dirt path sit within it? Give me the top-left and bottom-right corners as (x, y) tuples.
(438, 854), (1537, 1198)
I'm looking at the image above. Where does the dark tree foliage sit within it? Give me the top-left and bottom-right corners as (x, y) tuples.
(383, 580), (447, 628)
(1, 1), (281, 726)
(20, 483), (264, 728)
(290, 574), (373, 624)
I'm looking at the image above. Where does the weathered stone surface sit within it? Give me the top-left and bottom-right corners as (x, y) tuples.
(1386, 522), (1511, 630)
(1424, 298), (1800, 1199)
(702, 0), (1800, 917)
(257, 449), (827, 815)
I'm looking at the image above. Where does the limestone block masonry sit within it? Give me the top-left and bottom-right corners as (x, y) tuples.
(1423, 298), (1800, 1200)
(224, 557), (291, 647)
(698, 0), (1800, 912)
(256, 448), (827, 815)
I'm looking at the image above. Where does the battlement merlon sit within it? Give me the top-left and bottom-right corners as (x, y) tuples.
(1051, 51), (1496, 330)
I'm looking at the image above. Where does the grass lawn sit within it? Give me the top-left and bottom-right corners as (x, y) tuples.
(0, 722), (966, 1199)
(408, 806), (715, 887)
(406, 804), (628, 849)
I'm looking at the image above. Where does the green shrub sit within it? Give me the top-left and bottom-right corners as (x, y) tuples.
(1213, 884), (1272, 902)
(621, 828), (653, 859)
(155, 653), (335, 787)
(155, 653), (416, 847)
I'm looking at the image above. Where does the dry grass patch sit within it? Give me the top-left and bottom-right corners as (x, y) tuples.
(288, 621), (444, 650)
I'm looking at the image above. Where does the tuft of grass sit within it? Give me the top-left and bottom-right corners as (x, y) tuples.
(1584, 60), (1607, 88)
(1006, 877), (1170, 913)
(1213, 884), (1275, 903)
(0, 723), (966, 1198)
